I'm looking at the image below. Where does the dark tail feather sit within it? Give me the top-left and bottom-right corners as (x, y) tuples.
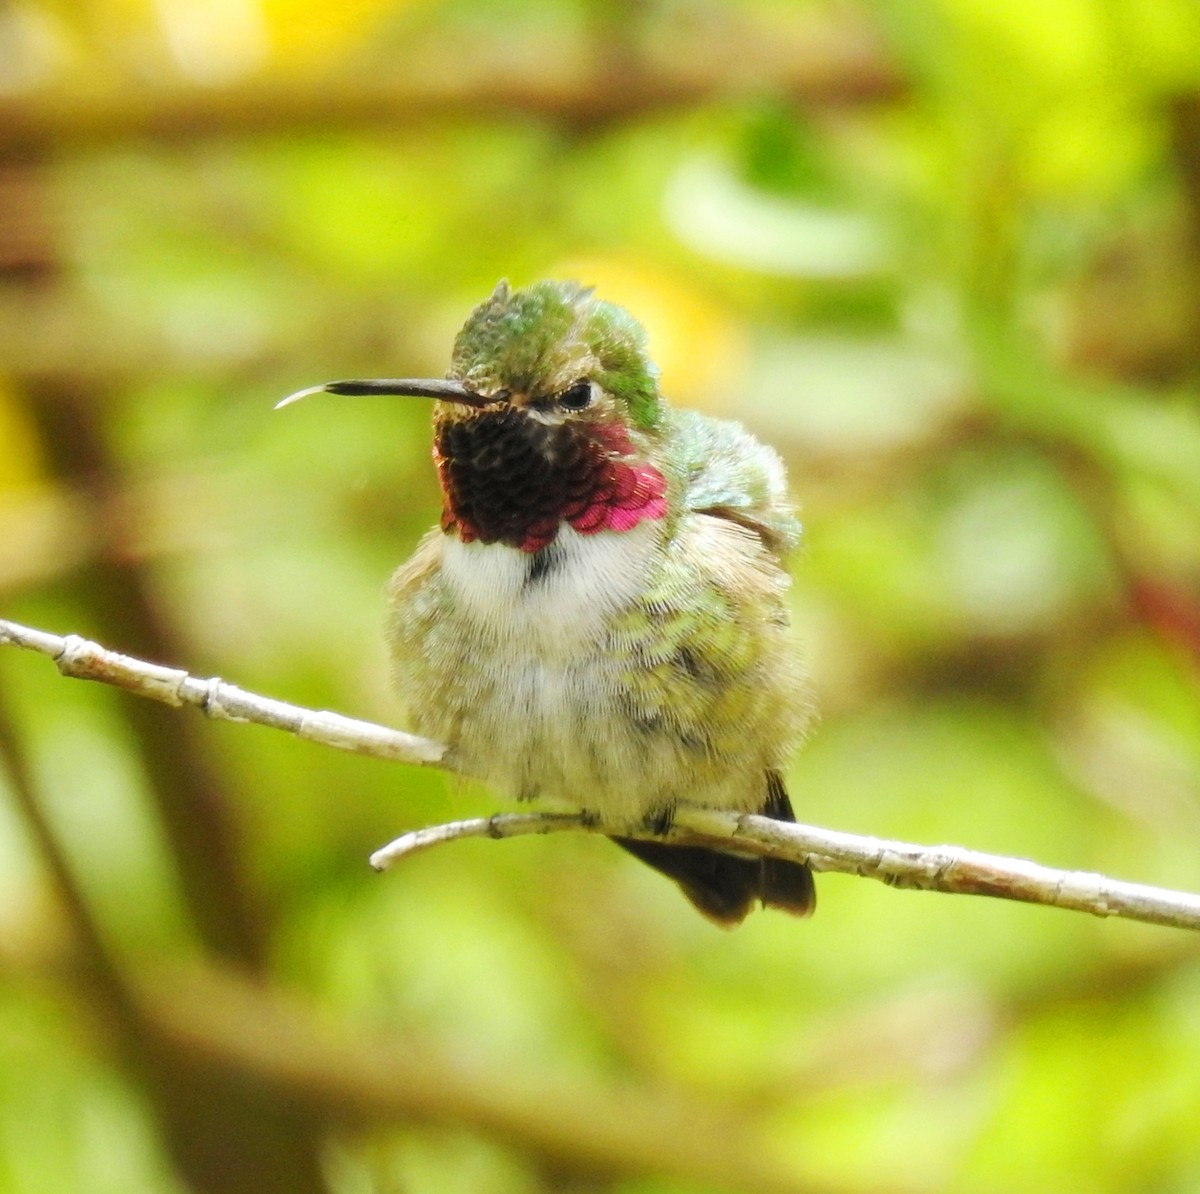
(611, 837), (762, 925)
(611, 771), (816, 927)
(759, 770), (817, 918)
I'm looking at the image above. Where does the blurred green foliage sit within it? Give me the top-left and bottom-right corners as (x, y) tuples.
(1, 0), (1199, 1191)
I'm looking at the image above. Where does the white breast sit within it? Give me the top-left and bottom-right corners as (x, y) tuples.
(438, 520), (660, 657)
(420, 519), (684, 817)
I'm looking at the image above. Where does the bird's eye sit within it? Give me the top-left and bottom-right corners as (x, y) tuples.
(558, 380), (593, 411)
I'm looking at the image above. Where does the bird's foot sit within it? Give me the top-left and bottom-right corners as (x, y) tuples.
(642, 807), (675, 837)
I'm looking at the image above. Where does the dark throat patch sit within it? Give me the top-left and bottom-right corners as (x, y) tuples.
(434, 408), (665, 552)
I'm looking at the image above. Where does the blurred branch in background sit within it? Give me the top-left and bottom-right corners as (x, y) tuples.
(1168, 92), (1200, 377)
(5, 616), (1199, 933)
(0, 14), (899, 153)
(137, 956), (884, 1194)
(0, 126), (331, 1191)
(0, 936), (906, 1194)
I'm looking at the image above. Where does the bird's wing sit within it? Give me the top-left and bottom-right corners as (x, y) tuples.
(666, 409), (801, 556)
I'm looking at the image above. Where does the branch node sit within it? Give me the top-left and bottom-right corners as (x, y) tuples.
(56, 633), (93, 675)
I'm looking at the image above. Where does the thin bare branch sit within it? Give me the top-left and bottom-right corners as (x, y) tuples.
(368, 812), (592, 869)
(367, 810), (1200, 931)
(4, 616), (1198, 932)
(0, 618), (445, 766)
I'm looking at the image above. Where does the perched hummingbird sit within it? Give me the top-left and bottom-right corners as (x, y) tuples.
(282, 279), (815, 925)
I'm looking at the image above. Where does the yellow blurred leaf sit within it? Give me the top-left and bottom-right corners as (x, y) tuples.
(259, 0), (423, 62)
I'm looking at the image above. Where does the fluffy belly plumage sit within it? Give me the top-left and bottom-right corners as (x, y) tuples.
(386, 520), (804, 825)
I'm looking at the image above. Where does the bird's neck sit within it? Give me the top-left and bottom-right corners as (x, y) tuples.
(433, 410), (668, 553)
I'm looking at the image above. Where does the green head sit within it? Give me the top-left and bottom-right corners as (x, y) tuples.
(276, 279), (665, 432)
(275, 280), (674, 553)
(448, 280), (662, 430)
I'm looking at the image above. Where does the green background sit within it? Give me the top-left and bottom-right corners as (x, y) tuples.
(1, 1), (1199, 1190)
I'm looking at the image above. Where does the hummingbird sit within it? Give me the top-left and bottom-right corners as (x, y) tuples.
(281, 279), (815, 926)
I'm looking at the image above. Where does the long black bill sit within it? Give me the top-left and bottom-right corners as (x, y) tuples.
(275, 378), (490, 410)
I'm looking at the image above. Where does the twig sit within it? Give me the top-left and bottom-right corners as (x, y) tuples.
(368, 812), (592, 869)
(368, 810), (1200, 932)
(4, 616), (1199, 932)
(0, 618), (445, 766)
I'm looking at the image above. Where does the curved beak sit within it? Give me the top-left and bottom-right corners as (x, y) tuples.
(275, 378), (492, 410)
